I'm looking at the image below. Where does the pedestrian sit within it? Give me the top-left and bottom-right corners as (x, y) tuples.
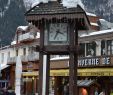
(95, 88), (99, 95)
(63, 83), (69, 95)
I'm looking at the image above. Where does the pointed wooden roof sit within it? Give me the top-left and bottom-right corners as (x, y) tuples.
(25, 1), (90, 30)
(25, 1), (85, 15)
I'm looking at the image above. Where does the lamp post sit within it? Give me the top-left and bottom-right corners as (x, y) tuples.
(0, 63), (2, 78)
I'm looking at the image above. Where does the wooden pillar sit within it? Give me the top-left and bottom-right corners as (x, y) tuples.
(45, 54), (50, 95)
(38, 21), (44, 95)
(69, 19), (78, 95)
(38, 25), (50, 95)
(69, 20), (78, 95)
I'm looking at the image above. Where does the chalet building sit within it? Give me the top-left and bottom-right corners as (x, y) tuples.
(0, 1), (113, 95)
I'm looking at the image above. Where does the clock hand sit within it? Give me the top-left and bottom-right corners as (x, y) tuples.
(54, 31), (59, 40)
(58, 31), (65, 35)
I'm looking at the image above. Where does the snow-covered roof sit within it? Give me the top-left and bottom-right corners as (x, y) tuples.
(62, 0), (84, 9)
(11, 41), (16, 45)
(90, 22), (99, 26)
(31, 0), (84, 9)
(50, 56), (69, 61)
(86, 12), (97, 17)
(80, 28), (113, 37)
(36, 32), (40, 38)
(17, 26), (28, 31)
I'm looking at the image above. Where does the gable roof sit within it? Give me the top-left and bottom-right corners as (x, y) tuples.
(25, 1), (85, 15)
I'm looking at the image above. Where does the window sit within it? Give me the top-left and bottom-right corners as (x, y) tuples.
(86, 42), (96, 56)
(8, 52), (10, 58)
(16, 50), (18, 56)
(107, 40), (113, 55)
(79, 43), (85, 57)
(1, 53), (4, 63)
(23, 48), (26, 55)
(101, 40), (106, 55)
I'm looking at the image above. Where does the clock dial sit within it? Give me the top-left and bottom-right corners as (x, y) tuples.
(48, 23), (68, 43)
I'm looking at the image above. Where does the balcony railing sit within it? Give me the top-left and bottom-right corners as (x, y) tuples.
(18, 32), (35, 42)
(27, 52), (39, 62)
(7, 52), (39, 64)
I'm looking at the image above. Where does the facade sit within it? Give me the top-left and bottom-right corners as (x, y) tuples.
(0, 1), (113, 95)
(50, 28), (113, 95)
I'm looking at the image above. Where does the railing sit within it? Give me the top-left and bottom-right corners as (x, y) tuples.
(27, 52), (39, 61)
(7, 52), (39, 64)
(18, 32), (35, 42)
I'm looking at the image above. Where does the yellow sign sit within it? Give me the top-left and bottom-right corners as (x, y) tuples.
(22, 68), (113, 77)
(22, 71), (38, 77)
(50, 68), (113, 76)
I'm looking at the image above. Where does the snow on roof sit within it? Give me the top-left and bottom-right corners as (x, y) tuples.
(62, 0), (84, 9)
(90, 22), (99, 26)
(17, 26), (28, 31)
(86, 12), (97, 17)
(36, 32), (40, 38)
(11, 41), (16, 45)
(80, 28), (113, 37)
(99, 19), (106, 21)
(32, 0), (57, 7)
(31, 0), (84, 9)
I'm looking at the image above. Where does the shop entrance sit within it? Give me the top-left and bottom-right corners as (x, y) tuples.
(50, 76), (69, 95)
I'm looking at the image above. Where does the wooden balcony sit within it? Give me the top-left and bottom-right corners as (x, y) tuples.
(27, 52), (39, 62)
(7, 52), (39, 64)
(7, 57), (16, 64)
(18, 32), (35, 42)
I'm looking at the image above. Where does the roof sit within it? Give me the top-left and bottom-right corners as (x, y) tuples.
(80, 28), (113, 37)
(25, 1), (85, 15)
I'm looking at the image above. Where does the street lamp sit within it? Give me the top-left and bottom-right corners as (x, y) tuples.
(0, 63), (2, 77)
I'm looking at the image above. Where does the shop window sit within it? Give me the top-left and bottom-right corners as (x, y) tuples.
(86, 42), (96, 56)
(101, 40), (106, 55)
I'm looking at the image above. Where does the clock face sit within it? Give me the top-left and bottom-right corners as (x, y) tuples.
(48, 23), (68, 44)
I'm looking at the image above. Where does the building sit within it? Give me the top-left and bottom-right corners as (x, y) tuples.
(0, 1), (113, 95)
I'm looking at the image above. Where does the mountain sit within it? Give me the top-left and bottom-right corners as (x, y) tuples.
(0, 0), (113, 46)
(82, 0), (113, 22)
(0, 0), (26, 46)
(24, 0), (113, 22)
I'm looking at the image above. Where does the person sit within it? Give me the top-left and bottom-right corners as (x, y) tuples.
(95, 88), (99, 95)
(99, 90), (105, 95)
(63, 83), (69, 95)
(81, 88), (88, 95)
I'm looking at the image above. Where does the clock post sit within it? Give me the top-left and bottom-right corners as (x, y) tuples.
(25, 1), (90, 95)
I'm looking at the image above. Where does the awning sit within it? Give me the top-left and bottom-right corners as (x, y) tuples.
(0, 65), (10, 70)
(22, 68), (113, 77)
(77, 80), (95, 87)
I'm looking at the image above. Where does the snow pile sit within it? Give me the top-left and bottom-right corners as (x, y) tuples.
(17, 26), (28, 31)
(62, 0), (84, 9)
